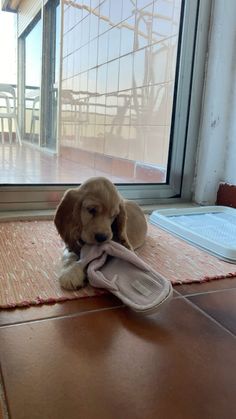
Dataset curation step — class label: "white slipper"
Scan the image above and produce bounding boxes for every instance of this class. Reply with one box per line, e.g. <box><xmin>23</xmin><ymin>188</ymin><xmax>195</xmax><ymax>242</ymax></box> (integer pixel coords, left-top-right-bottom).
<box><xmin>80</xmin><ymin>241</ymin><xmax>172</xmax><ymax>314</ymax></box>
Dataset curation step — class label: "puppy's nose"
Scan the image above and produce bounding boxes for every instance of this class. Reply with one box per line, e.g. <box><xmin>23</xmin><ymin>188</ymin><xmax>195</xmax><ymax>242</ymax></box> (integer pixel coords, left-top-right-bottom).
<box><xmin>95</xmin><ymin>233</ymin><xmax>108</xmax><ymax>243</ymax></box>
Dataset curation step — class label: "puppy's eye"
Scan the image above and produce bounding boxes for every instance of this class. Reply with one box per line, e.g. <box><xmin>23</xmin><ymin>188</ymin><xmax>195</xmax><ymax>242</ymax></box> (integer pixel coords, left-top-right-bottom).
<box><xmin>87</xmin><ymin>207</ymin><xmax>96</xmax><ymax>216</ymax></box>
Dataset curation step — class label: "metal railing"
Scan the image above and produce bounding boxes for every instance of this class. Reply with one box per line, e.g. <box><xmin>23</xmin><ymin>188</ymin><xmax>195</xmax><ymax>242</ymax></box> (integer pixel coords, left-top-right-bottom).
<box><xmin>0</xmin><ymin>83</ymin><xmax>40</xmax><ymax>137</ymax></box>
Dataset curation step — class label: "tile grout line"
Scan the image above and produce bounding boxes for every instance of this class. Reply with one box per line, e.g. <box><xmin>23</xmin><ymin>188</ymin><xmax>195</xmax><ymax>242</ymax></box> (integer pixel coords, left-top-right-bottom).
<box><xmin>173</xmin><ymin>285</ymin><xmax>236</xmax><ymax>299</ymax></box>
<box><xmin>182</xmin><ymin>296</ymin><xmax>236</xmax><ymax>340</ymax></box>
<box><xmin>0</xmin><ymin>304</ymin><xmax>125</xmax><ymax>329</ymax></box>
<box><xmin>0</xmin><ymin>295</ymin><xmax>182</xmax><ymax>328</ymax></box>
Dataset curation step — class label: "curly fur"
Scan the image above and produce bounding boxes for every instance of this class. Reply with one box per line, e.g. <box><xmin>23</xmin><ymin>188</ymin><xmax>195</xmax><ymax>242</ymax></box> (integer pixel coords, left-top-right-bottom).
<box><xmin>54</xmin><ymin>177</ymin><xmax>147</xmax><ymax>290</ymax></box>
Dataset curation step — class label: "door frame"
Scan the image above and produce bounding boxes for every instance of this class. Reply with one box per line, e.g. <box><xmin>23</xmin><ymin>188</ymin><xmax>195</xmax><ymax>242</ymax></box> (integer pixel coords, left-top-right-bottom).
<box><xmin>1</xmin><ymin>0</ymin><xmax>212</xmax><ymax>211</ymax></box>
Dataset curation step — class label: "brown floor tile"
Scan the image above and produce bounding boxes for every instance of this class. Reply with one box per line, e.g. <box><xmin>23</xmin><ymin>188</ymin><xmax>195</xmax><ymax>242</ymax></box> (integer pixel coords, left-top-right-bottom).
<box><xmin>0</xmin><ymin>292</ymin><xmax>179</xmax><ymax>328</ymax></box>
<box><xmin>111</xmin><ymin>158</ymin><xmax>134</xmax><ymax>178</ymax></box>
<box><xmin>0</xmin><ymin>299</ymin><xmax>236</xmax><ymax>419</ymax></box>
<box><xmin>0</xmin><ymin>402</ymin><xmax>4</xmax><ymax>419</ymax></box>
<box><xmin>94</xmin><ymin>153</ymin><xmax>113</xmax><ymax>173</ymax></box>
<box><xmin>60</xmin><ymin>147</ymin><xmax>95</xmax><ymax>168</ymax></box>
<box><xmin>188</xmin><ymin>288</ymin><xmax>236</xmax><ymax>335</ymax></box>
<box><xmin>175</xmin><ymin>276</ymin><xmax>236</xmax><ymax>296</ymax></box>
<box><xmin>0</xmin><ymin>295</ymin><xmax>122</xmax><ymax>327</ymax></box>
<box><xmin>0</xmin><ymin>377</ymin><xmax>7</xmax><ymax>419</ymax></box>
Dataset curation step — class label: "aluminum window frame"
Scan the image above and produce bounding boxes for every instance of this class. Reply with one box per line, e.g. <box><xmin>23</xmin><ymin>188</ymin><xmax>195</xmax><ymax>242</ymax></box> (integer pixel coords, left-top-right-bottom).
<box><xmin>0</xmin><ymin>0</ymin><xmax>212</xmax><ymax>210</ymax></box>
<box><xmin>19</xmin><ymin>12</ymin><xmax>43</xmax><ymax>147</ymax></box>
<box><xmin>40</xmin><ymin>0</ymin><xmax>60</xmax><ymax>152</ymax></box>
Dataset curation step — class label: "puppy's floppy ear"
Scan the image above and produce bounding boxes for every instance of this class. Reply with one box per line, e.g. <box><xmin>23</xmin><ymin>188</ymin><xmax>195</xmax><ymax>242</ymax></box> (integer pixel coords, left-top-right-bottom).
<box><xmin>113</xmin><ymin>200</ymin><xmax>133</xmax><ymax>250</ymax></box>
<box><xmin>54</xmin><ymin>188</ymin><xmax>82</xmax><ymax>252</ymax></box>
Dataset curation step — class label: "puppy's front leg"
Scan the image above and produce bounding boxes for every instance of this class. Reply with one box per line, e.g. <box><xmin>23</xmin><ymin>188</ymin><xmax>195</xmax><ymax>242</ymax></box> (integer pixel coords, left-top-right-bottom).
<box><xmin>59</xmin><ymin>248</ymin><xmax>86</xmax><ymax>290</ymax></box>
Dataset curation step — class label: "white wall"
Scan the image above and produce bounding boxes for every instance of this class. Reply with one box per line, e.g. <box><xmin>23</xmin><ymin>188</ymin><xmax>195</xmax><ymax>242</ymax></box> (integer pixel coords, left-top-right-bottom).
<box><xmin>0</xmin><ymin>9</ymin><xmax>17</xmax><ymax>84</ymax></box>
<box><xmin>193</xmin><ymin>0</ymin><xmax>236</xmax><ymax>205</ymax></box>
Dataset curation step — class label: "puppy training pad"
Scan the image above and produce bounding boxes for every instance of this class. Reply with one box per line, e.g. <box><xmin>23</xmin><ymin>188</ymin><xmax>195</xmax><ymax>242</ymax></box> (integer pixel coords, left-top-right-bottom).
<box><xmin>150</xmin><ymin>206</ymin><xmax>236</xmax><ymax>262</ymax></box>
<box><xmin>1</xmin><ymin>220</ymin><xmax>236</xmax><ymax>309</ymax></box>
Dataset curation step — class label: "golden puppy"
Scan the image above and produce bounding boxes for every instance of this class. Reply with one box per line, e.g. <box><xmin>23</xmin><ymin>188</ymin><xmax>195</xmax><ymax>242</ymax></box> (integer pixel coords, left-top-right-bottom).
<box><xmin>54</xmin><ymin>177</ymin><xmax>147</xmax><ymax>290</ymax></box>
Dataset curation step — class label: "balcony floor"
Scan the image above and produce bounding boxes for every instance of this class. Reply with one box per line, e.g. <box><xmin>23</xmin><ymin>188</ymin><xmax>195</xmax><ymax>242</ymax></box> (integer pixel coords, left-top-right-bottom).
<box><xmin>0</xmin><ymin>143</ymin><xmax>135</xmax><ymax>184</ymax></box>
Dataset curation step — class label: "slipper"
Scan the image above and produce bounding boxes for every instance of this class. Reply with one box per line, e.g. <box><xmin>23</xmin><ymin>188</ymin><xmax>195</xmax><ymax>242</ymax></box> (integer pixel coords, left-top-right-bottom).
<box><xmin>79</xmin><ymin>241</ymin><xmax>172</xmax><ymax>314</ymax></box>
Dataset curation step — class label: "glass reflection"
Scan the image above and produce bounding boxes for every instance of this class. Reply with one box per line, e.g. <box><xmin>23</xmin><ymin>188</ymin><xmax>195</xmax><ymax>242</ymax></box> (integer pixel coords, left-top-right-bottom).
<box><xmin>61</xmin><ymin>0</ymin><xmax>181</xmax><ymax>181</ymax></box>
<box><xmin>24</xmin><ymin>17</ymin><xmax>42</xmax><ymax>145</ymax></box>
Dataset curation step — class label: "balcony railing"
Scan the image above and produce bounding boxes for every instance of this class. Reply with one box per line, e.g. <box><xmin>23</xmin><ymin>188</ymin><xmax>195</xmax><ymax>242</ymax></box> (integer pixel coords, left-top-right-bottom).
<box><xmin>0</xmin><ymin>83</ymin><xmax>40</xmax><ymax>142</ymax></box>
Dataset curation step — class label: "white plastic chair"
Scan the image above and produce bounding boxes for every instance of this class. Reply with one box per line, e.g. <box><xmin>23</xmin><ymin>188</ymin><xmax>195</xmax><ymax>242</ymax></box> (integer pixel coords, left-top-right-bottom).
<box><xmin>29</xmin><ymin>95</ymin><xmax>40</xmax><ymax>143</ymax></box>
<box><xmin>0</xmin><ymin>84</ymin><xmax>22</xmax><ymax>146</ymax></box>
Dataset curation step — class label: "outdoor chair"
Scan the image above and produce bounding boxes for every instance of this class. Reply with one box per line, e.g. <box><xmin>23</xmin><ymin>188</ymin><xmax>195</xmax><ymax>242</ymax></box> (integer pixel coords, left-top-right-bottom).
<box><xmin>0</xmin><ymin>84</ymin><xmax>22</xmax><ymax>145</ymax></box>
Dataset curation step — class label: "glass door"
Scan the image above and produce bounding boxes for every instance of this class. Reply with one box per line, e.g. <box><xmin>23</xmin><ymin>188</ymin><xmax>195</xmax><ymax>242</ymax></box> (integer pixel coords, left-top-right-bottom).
<box><xmin>0</xmin><ymin>0</ymin><xmax>211</xmax><ymax>210</ymax></box>
<box><xmin>24</xmin><ymin>16</ymin><xmax>42</xmax><ymax>146</ymax></box>
<box><xmin>41</xmin><ymin>0</ymin><xmax>60</xmax><ymax>151</ymax></box>
<box><xmin>60</xmin><ymin>0</ymin><xmax>191</xmax><ymax>188</ymax></box>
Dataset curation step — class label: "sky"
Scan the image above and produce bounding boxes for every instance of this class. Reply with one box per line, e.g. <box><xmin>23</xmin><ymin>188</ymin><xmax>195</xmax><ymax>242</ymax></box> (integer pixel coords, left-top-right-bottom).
<box><xmin>0</xmin><ymin>9</ymin><xmax>17</xmax><ymax>84</ymax></box>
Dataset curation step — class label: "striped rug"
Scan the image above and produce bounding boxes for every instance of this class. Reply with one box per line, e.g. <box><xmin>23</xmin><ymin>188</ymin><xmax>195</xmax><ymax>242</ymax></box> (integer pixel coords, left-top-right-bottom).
<box><xmin>0</xmin><ymin>220</ymin><xmax>236</xmax><ymax>309</ymax></box>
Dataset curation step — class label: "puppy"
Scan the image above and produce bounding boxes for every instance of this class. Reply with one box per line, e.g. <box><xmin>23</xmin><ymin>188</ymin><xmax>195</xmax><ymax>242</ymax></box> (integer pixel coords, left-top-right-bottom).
<box><xmin>54</xmin><ymin>177</ymin><xmax>147</xmax><ymax>290</ymax></box>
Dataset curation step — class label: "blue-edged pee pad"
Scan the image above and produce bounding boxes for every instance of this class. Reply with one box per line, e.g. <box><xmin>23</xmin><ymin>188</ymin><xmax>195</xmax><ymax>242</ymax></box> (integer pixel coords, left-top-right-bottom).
<box><xmin>149</xmin><ymin>206</ymin><xmax>236</xmax><ymax>263</ymax></box>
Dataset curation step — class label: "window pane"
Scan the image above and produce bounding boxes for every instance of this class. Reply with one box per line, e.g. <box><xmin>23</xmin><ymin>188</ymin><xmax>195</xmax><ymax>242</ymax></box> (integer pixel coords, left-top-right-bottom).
<box><xmin>42</xmin><ymin>0</ymin><xmax>61</xmax><ymax>151</ymax></box>
<box><xmin>0</xmin><ymin>0</ymin><xmax>201</xmax><ymax>196</ymax></box>
<box><xmin>60</xmin><ymin>0</ymin><xmax>182</xmax><ymax>184</ymax></box>
<box><xmin>24</xmin><ymin>17</ymin><xmax>42</xmax><ymax>146</ymax></box>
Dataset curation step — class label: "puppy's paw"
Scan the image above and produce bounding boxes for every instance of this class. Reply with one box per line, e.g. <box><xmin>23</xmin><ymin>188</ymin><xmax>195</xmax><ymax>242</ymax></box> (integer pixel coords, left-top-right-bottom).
<box><xmin>59</xmin><ymin>263</ymin><xmax>86</xmax><ymax>290</ymax></box>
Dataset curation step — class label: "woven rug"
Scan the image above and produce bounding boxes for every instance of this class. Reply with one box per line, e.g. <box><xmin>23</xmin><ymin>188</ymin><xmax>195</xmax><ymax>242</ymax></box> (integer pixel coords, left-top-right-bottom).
<box><xmin>0</xmin><ymin>220</ymin><xmax>236</xmax><ymax>309</ymax></box>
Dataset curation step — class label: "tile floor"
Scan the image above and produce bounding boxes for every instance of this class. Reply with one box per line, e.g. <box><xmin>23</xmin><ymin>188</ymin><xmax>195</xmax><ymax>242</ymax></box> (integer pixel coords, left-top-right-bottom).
<box><xmin>0</xmin><ymin>144</ymin><xmax>164</xmax><ymax>184</ymax></box>
<box><xmin>0</xmin><ymin>144</ymin><xmax>126</xmax><ymax>184</ymax></box>
<box><xmin>0</xmin><ymin>278</ymin><xmax>236</xmax><ymax>419</ymax></box>
<box><xmin>0</xmin><ymin>143</ymin><xmax>236</xmax><ymax>417</ymax></box>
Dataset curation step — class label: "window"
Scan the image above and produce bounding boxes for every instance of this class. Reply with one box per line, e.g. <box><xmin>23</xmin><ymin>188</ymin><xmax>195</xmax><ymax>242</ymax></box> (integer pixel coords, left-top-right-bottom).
<box><xmin>0</xmin><ymin>0</ymin><xmax>211</xmax><ymax>210</ymax></box>
<box><xmin>41</xmin><ymin>0</ymin><xmax>60</xmax><ymax>151</ymax></box>
<box><xmin>24</xmin><ymin>16</ymin><xmax>42</xmax><ymax>146</ymax></box>
<box><xmin>61</xmin><ymin>0</ymin><xmax>182</xmax><ymax>185</ymax></box>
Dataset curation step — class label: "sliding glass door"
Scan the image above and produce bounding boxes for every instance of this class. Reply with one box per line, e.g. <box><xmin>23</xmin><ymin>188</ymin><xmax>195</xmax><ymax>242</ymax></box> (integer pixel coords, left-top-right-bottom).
<box><xmin>61</xmin><ymin>0</ymin><xmax>183</xmax><ymax>185</ymax></box>
<box><xmin>0</xmin><ymin>0</ymin><xmax>211</xmax><ymax>210</ymax></box>
<box><xmin>41</xmin><ymin>0</ymin><xmax>60</xmax><ymax>151</ymax></box>
<box><xmin>24</xmin><ymin>16</ymin><xmax>42</xmax><ymax>146</ymax></box>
